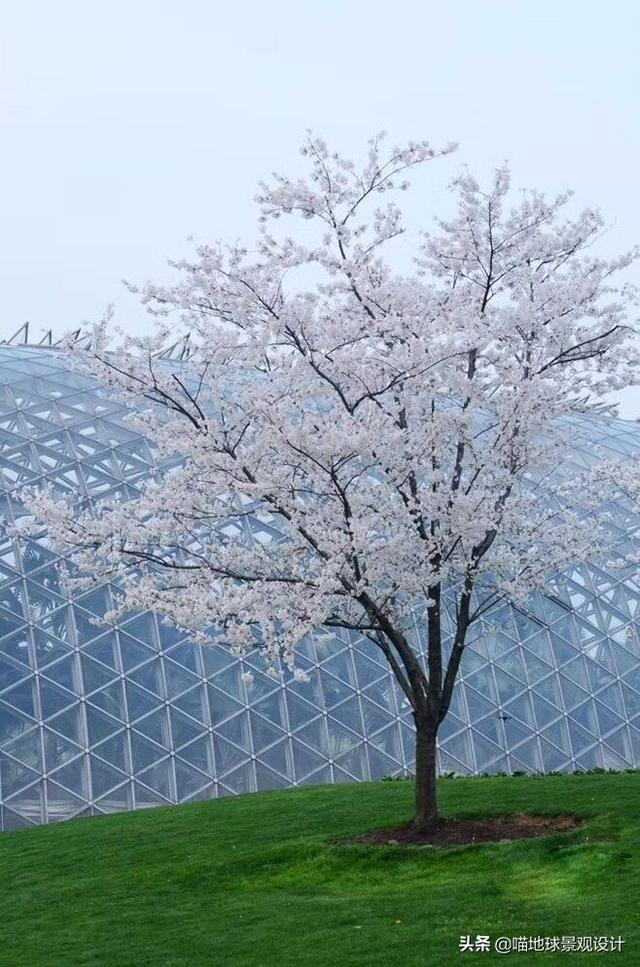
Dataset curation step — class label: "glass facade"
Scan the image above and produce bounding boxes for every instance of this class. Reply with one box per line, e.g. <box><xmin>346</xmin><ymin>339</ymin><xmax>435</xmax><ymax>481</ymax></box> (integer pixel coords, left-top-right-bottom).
<box><xmin>0</xmin><ymin>345</ymin><xmax>639</xmax><ymax>829</ymax></box>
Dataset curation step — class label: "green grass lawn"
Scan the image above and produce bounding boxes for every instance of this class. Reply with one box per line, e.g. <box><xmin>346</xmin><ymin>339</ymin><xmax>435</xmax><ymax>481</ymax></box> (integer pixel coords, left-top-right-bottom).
<box><xmin>1</xmin><ymin>773</ymin><xmax>638</xmax><ymax>966</ymax></box>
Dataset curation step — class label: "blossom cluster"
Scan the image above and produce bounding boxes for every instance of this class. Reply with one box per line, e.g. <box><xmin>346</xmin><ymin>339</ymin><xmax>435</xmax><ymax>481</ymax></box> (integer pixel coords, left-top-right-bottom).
<box><xmin>19</xmin><ymin>133</ymin><xmax>639</xmax><ymax>696</ymax></box>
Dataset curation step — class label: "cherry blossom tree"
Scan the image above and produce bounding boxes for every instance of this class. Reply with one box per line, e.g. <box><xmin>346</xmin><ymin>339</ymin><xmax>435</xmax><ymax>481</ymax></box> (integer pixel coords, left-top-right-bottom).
<box><xmin>21</xmin><ymin>134</ymin><xmax>639</xmax><ymax>831</ymax></box>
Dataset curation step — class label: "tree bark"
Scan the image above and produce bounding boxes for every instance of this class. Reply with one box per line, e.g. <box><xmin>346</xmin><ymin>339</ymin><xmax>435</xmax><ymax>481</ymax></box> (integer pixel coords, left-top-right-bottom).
<box><xmin>413</xmin><ymin>713</ymin><xmax>439</xmax><ymax>832</ymax></box>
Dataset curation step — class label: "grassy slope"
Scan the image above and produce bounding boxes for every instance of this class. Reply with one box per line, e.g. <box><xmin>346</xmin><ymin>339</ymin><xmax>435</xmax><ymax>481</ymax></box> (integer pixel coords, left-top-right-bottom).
<box><xmin>1</xmin><ymin>774</ymin><xmax>639</xmax><ymax>967</ymax></box>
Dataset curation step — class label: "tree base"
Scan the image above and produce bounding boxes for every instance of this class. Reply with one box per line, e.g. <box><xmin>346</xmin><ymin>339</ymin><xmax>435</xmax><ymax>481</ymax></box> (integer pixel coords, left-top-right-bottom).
<box><xmin>340</xmin><ymin>813</ymin><xmax>582</xmax><ymax>848</ymax></box>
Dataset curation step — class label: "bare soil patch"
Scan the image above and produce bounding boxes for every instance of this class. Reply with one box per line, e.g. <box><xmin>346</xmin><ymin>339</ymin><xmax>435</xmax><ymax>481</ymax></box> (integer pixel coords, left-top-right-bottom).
<box><xmin>342</xmin><ymin>813</ymin><xmax>582</xmax><ymax>848</ymax></box>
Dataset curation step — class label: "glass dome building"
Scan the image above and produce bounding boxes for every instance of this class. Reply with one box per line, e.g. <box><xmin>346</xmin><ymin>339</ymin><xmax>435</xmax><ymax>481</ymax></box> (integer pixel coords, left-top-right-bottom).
<box><xmin>0</xmin><ymin>342</ymin><xmax>639</xmax><ymax>829</ymax></box>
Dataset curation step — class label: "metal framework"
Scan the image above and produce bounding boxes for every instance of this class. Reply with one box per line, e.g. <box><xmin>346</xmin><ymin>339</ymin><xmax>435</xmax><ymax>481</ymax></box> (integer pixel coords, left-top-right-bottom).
<box><xmin>0</xmin><ymin>323</ymin><xmax>192</xmax><ymax>360</ymax></box>
<box><xmin>0</xmin><ymin>345</ymin><xmax>639</xmax><ymax>829</ymax></box>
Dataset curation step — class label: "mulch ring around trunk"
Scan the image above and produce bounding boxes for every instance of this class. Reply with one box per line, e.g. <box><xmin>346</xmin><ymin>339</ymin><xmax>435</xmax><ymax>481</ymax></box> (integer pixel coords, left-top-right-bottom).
<box><xmin>339</xmin><ymin>813</ymin><xmax>583</xmax><ymax>848</ymax></box>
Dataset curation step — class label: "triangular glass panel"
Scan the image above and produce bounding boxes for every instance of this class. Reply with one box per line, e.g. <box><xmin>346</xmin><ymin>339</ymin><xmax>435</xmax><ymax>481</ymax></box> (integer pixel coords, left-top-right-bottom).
<box><xmin>472</xmin><ymin>715</ymin><xmax>504</xmax><ymax>746</ymax></box>
<box><xmin>164</xmin><ymin>642</ymin><xmax>198</xmax><ymax>673</ymax></box>
<box><xmin>133</xmin><ymin>781</ymin><xmax>169</xmax><ymax>807</ymax></box>
<box><xmin>509</xmin><ymin>737</ymin><xmax>543</xmax><ymax>772</ymax></box>
<box><xmin>503</xmin><ymin>693</ymin><xmax>536</xmax><ymax>728</ymax></box>
<box><xmin>594</xmin><ymin>701</ymin><xmax>623</xmax><ymax>737</ymax></box>
<box><xmin>178</xmin><ymin>735</ymin><xmax>212</xmax><ymax>774</ymax></box>
<box><xmin>89</xmin><ymin>757</ymin><xmax>128</xmax><ymax>798</ymax></box>
<box><xmin>599</xmin><ymin>746</ymin><xmax>629</xmax><ymax>770</ymax></box>
<box><xmin>536</xmin><ymin>740</ymin><xmax>569</xmax><ymax>772</ymax></box>
<box><xmin>169</xmin><ymin>708</ymin><xmax>203</xmax><ymax>749</ymax></box>
<box><xmin>319</xmin><ymin>650</ymin><xmax>354</xmax><ymax>685</ymax></box>
<box><xmin>163</xmin><ymin>660</ymin><xmax>198</xmax><ymax>699</ymax></box>
<box><xmin>0</xmin><ymin>753</ymin><xmax>40</xmax><ymax>797</ymax></box>
<box><xmin>127</xmin><ymin>659</ymin><xmax>164</xmax><ymax>697</ymax></box>
<box><xmin>119</xmin><ymin>614</ymin><xmax>158</xmax><ymax>647</ymax></box>
<box><xmin>133</xmin><ymin>709</ymin><xmax>171</xmax><ymax>748</ymax></box>
<box><xmin>24</xmin><ymin>582</ymin><xmax>66</xmax><ymax>622</ymax></box>
<box><xmin>0</xmin><ymin>655</ymin><xmax>30</xmax><ymax>694</ymax></box>
<box><xmin>221</xmin><ymin>762</ymin><xmax>255</xmax><ymax>794</ymax></box>
<box><xmin>216</xmin><ymin>713</ymin><xmax>252</xmax><ymax>753</ymax></box>
<box><xmin>248</xmin><ymin>713</ymin><xmax>286</xmax><ymax>752</ymax></box>
<box><xmin>42</xmin><ymin>728</ymin><xmax>82</xmax><ymax>771</ymax></box>
<box><xmin>566</xmin><ymin>717</ymin><xmax>598</xmax><ymax>756</ymax></box>
<box><xmin>439</xmin><ymin>712</ymin><xmax>467</xmax><ymax>742</ymax></box>
<box><xmin>320</xmin><ymin>674</ymin><xmax>356</xmax><ymax>711</ymax></box>
<box><xmin>440</xmin><ymin>732</ymin><xmax>474</xmax><ymax>772</ymax></box>
<box><xmin>333</xmin><ymin>746</ymin><xmax>368</xmax><ymax>780</ymax></box>
<box><xmin>595</xmin><ymin>683</ymin><xmax>625</xmax><ymax>716</ymax></box>
<box><xmin>208</xmin><ymin>664</ymin><xmax>245</xmax><ymax>697</ymax></box>
<box><xmin>285</xmin><ymin>667</ymin><xmax>324</xmax><ymax>706</ymax></box>
<box><xmin>250</xmin><ymin>691</ymin><xmax>286</xmax><ymax>729</ymax></box>
<box><xmin>297</xmin><ymin>764</ymin><xmax>332</xmax><ymax>787</ymax></box>
<box><xmin>291</xmin><ymin>740</ymin><xmax>326</xmax><ymax>780</ymax></box>
<box><xmin>239</xmin><ymin>669</ymin><xmax>279</xmax><ymax>708</ymax></box>
<box><xmin>502</xmin><ymin>717</ymin><xmax>535</xmax><ymax>749</ymax></box>
<box><xmin>0</xmin><ymin>721</ymin><xmax>41</xmax><ymax>766</ymax></box>
<box><xmin>573</xmin><ymin>745</ymin><xmax>602</xmax><ymax>770</ymax></box>
<box><xmin>207</xmin><ymin>685</ymin><xmax>243</xmax><ymax>725</ymax></box>
<box><xmin>18</xmin><ymin>540</ymin><xmax>57</xmax><ymax>575</ymax></box>
<box><xmin>200</xmin><ymin>644</ymin><xmax>236</xmax><ymax>678</ymax></box>
<box><xmin>137</xmin><ymin>760</ymin><xmax>174</xmax><ymax>799</ymax></box>
<box><xmin>172</xmin><ymin>685</ymin><xmax>208</xmax><ymax>724</ymax></box>
<box><xmin>254</xmin><ymin>762</ymin><xmax>289</xmax><ymax>790</ymax></box>
<box><xmin>125</xmin><ymin>681</ymin><xmax>161</xmax><ymax>722</ymax></box>
<box><xmin>472</xmin><ymin>734</ymin><xmax>508</xmax><ymax>772</ymax></box>
<box><xmin>72</xmin><ymin>606</ymin><xmax>105</xmax><ymax>642</ymax></box>
<box><xmin>212</xmin><ymin>736</ymin><xmax>247</xmax><ymax>776</ymax></box>
<box><xmin>0</xmin><ymin>628</ymin><xmax>31</xmax><ymax>668</ymax></box>
<box><xmin>283</xmin><ymin>692</ymin><xmax>320</xmax><ymax>731</ymax></box>
<box><xmin>75</xmin><ymin>587</ymin><xmax>111</xmax><ymax>617</ymax></box>
<box><xmin>39</xmin><ymin>680</ymin><xmax>76</xmax><ymax>718</ymax></box>
<box><xmin>49</xmin><ymin>756</ymin><xmax>87</xmax><ymax>797</ymax></box>
<box><xmin>83</xmin><ymin>631</ymin><xmax>119</xmax><ymax>670</ymax></box>
<box><xmin>174</xmin><ymin>759</ymin><xmax>210</xmax><ymax>799</ymax></box>
<box><xmin>540</xmin><ymin>719</ymin><xmax>571</xmax><ymax>755</ymax></box>
<box><xmin>621</xmin><ymin>680</ymin><xmax>640</xmax><ymax>716</ymax></box>
<box><xmin>0</xmin><ymin>606</ymin><xmax>24</xmax><ymax>639</ymax></box>
<box><xmin>5</xmin><ymin>780</ymin><xmax>44</xmax><ymax>822</ymax></box>
<box><xmin>2</xmin><ymin>679</ymin><xmax>36</xmax><ymax>718</ymax></box>
<box><xmin>531</xmin><ymin>694</ymin><xmax>562</xmax><ymax>729</ymax></box>
<box><xmin>0</xmin><ymin>580</ymin><xmax>25</xmax><ymax>617</ymax></box>
<box><xmin>569</xmin><ymin>700</ymin><xmax>598</xmax><ymax>732</ymax></box>
<box><xmin>93</xmin><ymin>732</ymin><xmax>129</xmax><ymax>773</ymax></box>
<box><xmin>328</xmin><ymin>698</ymin><xmax>365</xmax><ymax>736</ymax></box>
<box><xmin>367</xmin><ymin>724</ymin><xmax>403</xmax><ymax>759</ymax></box>
<box><xmin>602</xmin><ymin>727</ymin><xmax>632</xmax><ymax>760</ymax></box>
<box><xmin>360</xmin><ymin>677</ymin><xmax>397</xmax><ymax>711</ymax></box>
<box><xmin>85</xmin><ymin>705</ymin><xmax>122</xmax><ymax>745</ymax></box>
<box><xmin>46</xmin><ymin>706</ymin><xmax>84</xmax><ymax>746</ymax></box>
<box><xmin>32</xmin><ymin>629</ymin><xmax>70</xmax><ymax>669</ymax></box>
<box><xmin>466</xmin><ymin>685</ymin><xmax>502</xmax><ymax>720</ymax></box>
<box><xmin>130</xmin><ymin>733</ymin><xmax>167</xmax><ymax>772</ymax></box>
<box><xmin>119</xmin><ymin>633</ymin><xmax>156</xmax><ymax>672</ymax></box>
<box><xmin>35</xmin><ymin>607</ymin><xmax>72</xmax><ymax>643</ymax></box>
<box><xmin>611</xmin><ymin>642</ymin><xmax>640</xmax><ymax>677</ymax></box>
<box><xmin>325</xmin><ymin>720</ymin><xmax>360</xmax><ymax>758</ymax></box>
<box><xmin>41</xmin><ymin>655</ymin><xmax>77</xmax><ymax>693</ymax></box>
<box><xmin>292</xmin><ymin>717</ymin><xmax>326</xmax><ymax>752</ymax></box>
<box><xmin>86</xmin><ymin>680</ymin><xmax>127</xmax><ymax>720</ymax></box>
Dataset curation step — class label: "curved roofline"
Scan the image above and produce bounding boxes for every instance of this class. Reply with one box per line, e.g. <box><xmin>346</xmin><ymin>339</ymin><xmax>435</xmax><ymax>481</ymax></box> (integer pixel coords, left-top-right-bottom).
<box><xmin>0</xmin><ymin>321</ymin><xmax>192</xmax><ymax>360</ymax></box>
<box><xmin>0</xmin><ymin>321</ymin><xmax>91</xmax><ymax>350</ymax></box>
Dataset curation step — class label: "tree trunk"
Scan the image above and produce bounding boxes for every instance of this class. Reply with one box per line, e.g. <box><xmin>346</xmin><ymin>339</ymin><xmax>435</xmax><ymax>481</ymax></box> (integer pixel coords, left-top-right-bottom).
<box><xmin>414</xmin><ymin>714</ymin><xmax>439</xmax><ymax>832</ymax></box>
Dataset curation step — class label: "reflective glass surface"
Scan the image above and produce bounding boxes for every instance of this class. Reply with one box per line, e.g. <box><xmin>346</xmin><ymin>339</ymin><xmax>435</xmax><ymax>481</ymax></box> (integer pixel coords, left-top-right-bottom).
<box><xmin>0</xmin><ymin>346</ymin><xmax>639</xmax><ymax>828</ymax></box>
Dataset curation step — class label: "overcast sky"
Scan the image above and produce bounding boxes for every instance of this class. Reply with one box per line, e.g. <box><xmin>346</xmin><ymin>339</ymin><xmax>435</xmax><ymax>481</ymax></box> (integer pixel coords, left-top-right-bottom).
<box><xmin>1</xmin><ymin>1</ymin><xmax>639</xmax><ymax>412</ymax></box>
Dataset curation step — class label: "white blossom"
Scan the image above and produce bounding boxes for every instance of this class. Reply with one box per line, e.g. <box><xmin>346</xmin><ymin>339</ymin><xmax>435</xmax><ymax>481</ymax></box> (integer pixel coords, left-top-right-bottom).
<box><xmin>16</xmin><ymin>132</ymin><xmax>640</xmax><ymax>826</ymax></box>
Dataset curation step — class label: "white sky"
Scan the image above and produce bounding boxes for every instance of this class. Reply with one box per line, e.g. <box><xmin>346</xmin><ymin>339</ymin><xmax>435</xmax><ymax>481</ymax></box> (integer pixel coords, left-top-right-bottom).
<box><xmin>1</xmin><ymin>1</ymin><xmax>639</xmax><ymax>413</ymax></box>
